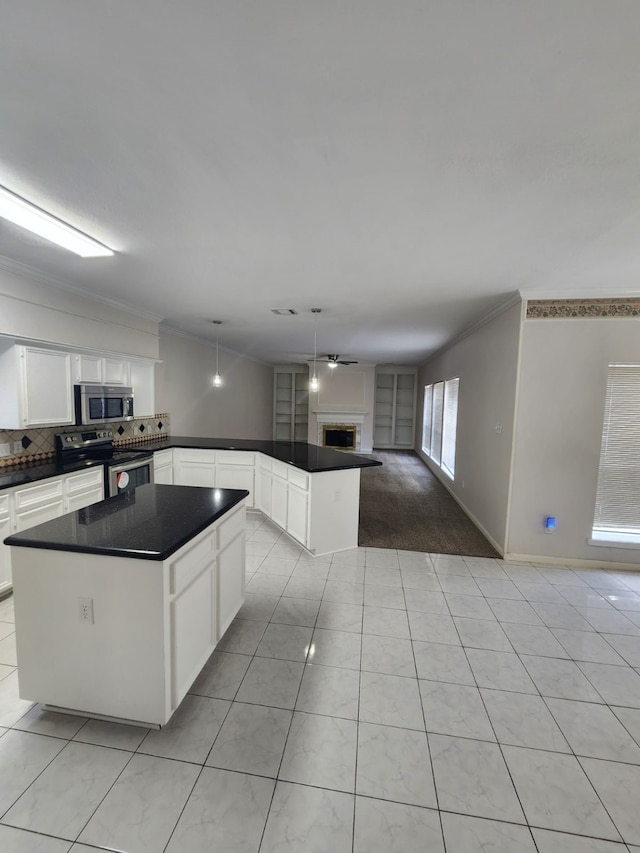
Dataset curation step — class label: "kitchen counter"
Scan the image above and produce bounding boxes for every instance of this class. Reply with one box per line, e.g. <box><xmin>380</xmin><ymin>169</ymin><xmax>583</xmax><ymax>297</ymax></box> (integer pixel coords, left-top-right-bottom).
<box><xmin>9</xmin><ymin>484</ymin><xmax>248</xmax><ymax>726</ymax></box>
<box><xmin>4</xmin><ymin>483</ymin><xmax>248</xmax><ymax>560</ymax></box>
<box><xmin>0</xmin><ymin>437</ymin><xmax>380</xmax><ymax>491</ymax></box>
<box><xmin>127</xmin><ymin>436</ymin><xmax>381</xmax><ymax>473</ymax></box>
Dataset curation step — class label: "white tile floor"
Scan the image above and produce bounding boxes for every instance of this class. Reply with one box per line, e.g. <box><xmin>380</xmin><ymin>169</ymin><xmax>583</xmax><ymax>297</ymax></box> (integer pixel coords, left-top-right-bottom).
<box><xmin>1</xmin><ymin>513</ymin><xmax>640</xmax><ymax>851</ymax></box>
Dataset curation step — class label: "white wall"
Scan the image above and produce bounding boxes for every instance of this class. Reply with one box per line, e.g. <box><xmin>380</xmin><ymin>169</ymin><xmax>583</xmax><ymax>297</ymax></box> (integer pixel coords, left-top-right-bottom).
<box><xmin>416</xmin><ymin>303</ymin><xmax>522</xmax><ymax>553</ymax></box>
<box><xmin>308</xmin><ymin>364</ymin><xmax>376</xmax><ymax>452</ymax></box>
<box><xmin>157</xmin><ymin>328</ymin><xmax>273</xmax><ymax>439</ymax></box>
<box><xmin>0</xmin><ymin>267</ymin><xmax>159</xmax><ymax>359</ymax></box>
<box><xmin>507</xmin><ymin>317</ymin><xmax>640</xmax><ymax>566</ymax></box>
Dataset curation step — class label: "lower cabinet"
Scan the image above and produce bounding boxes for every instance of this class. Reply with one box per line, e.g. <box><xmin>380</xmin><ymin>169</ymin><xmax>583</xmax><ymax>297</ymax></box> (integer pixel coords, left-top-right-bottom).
<box><xmin>287</xmin><ymin>483</ymin><xmax>309</xmax><ymax>545</ymax></box>
<box><xmin>12</xmin><ymin>501</ymin><xmax>246</xmax><ymax>726</ymax></box>
<box><xmin>153</xmin><ymin>449</ymin><xmax>174</xmax><ymax>485</ymax></box>
<box><xmin>271</xmin><ymin>474</ymin><xmax>288</xmax><ymax>530</ymax></box>
<box><xmin>0</xmin><ymin>468</ymin><xmax>105</xmax><ymax>596</ymax></box>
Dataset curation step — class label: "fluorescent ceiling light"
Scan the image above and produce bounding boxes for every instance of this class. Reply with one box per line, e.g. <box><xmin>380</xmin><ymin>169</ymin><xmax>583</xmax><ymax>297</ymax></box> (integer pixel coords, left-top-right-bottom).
<box><xmin>0</xmin><ymin>185</ymin><xmax>114</xmax><ymax>257</ymax></box>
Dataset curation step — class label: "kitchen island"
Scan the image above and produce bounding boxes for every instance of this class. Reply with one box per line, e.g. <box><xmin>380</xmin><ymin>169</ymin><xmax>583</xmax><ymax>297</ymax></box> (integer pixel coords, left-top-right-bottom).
<box><xmin>5</xmin><ymin>483</ymin><xmax>248</xmax><ymax>727</ymax></box>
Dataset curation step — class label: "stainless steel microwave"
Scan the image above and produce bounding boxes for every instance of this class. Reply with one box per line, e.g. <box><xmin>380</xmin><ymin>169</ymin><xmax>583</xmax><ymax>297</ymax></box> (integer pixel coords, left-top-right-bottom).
<box><xmin>74</xmin><ymin>384</ymin><xmax>134</xmax><ymax>425</ymax></box>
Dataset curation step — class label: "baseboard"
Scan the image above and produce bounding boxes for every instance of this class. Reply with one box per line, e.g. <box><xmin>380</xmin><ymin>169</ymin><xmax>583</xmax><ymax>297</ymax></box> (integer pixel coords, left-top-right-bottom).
<box><xmin>415</xmin><ymin>450</ymin><xmax>506</xmax><ymax>557</ymax></box>
<box><xmin>504</xmin><ymin>552</ymin><xmax>640</xmax><ymax>571</ymax></box>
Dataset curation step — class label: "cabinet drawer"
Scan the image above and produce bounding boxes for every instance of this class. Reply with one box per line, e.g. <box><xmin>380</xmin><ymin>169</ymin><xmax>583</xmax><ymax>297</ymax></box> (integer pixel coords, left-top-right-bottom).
<box><xmin>153</xmin><ymin>449</ymin><xmax>173</xmax><ymax>469</ymax></box>
<box><xmin>271</xmin><ymin>459</ymin><xmax>289</xmax><ymax>480</ymax></box>
<box><xmin>257</xmin><ymin>453</ymin><xmax>272</xmax><ymax>472</ymax></box>
<box><xmin>169</xmin><ymin>531</ymin><xmax>215</xmax><ymax>596</ymax></box>
<box><xmin>217</xmin><ymin>450</ymin><xmax>254</xmax><ymax>466</ymax></box>
<box><xmin>0</xmin><ymin>494</ymin><xmax>9</xmax><ymax>516</ymax></box>
<box><xmin>287</xmin><ymin>467</ymin><xmax>309</xmax><ymax>491</ymax></box>
<box><xmin>217</xmin><ymin>505</ymin><xmax>245</xmax><ymax>552</ymax></box>
<box><xmin>174</xmin><ymin>448</ymin><xmax>216</xmax><ymax>464</ymax></box>
<box><xmin>64</xmin><ymin>468</ymin><xmax>104</xmax><ymax>494</ymax></box>
<box><xmin>13</xmin><ymin>478</ymin><xmax>64</xmax><ymax>510</ymax></box>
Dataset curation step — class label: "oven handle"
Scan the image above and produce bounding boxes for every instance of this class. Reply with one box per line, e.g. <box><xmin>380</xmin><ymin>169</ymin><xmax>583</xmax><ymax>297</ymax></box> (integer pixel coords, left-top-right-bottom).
<box><xmin>109</xmin><ymin>457</ymin><xmax>153</xmax><ymax>474</ymax></box>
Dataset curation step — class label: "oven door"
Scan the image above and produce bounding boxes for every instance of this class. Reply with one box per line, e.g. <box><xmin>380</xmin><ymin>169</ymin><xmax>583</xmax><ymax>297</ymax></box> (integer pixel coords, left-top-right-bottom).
<box><xmin>108</xmin><ymin>458</ymin><xmax>154</xmax><ymax>497</ymax></box>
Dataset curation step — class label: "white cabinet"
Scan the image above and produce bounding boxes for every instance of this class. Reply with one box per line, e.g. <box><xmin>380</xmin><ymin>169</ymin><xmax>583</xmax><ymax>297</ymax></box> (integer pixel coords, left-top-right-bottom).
<box><xmin>173</xmin><ymin>449</ymin><xmax>216</xmax><ymax>487</ymax></box>
<box><xmin>273</xmin><ymin>366</ymin><xmax>309</xmax><ymax>441</ymax></box>
<box><xmin>271</xmin><ymin>468</ymin><xmax>288</xmax><ymax>530</ymax></box>
<box><xmin>12</xmin><ymin>501</ymin><xmax>246</xmax><ymax>726</ymax></box>
<box><xmin>63</xmin><ymin>468</ymin><xmax>104</xmax><ymax>513</ymax></box>
<box><xmin>73</xmin><ymin>354</ymin><xmax>104</xmax><ymax>384</ymax></box>
<box><xmin>215</xmin><ymin>451</ymin><xmax>255</xmax><ymax>508</ymax></box>
<box><xmin>0</xmin><ymin>467</ymin><xmax>105</xmax><ymax>595</ymax></box>
<box><xmin>0</xmin><ymin>496</ymin><xmax>11</xmax><ymax>597</ymax></box>
<box><xmin>13</xmin><ymin>479</ymin><xmax>65</xmax><ymax>533</ymax></box>
<box><xmin>130</xmin><ymin>360</ymin><xmax>156</xmax><ymax>417</ymax></box>
<box><xmin>287</xmin><ymin>483</ymin><xmax>309</xmax><ymax>545</ymax></box>
<box><xmin>256</xmin><ymin>455</ymin><xmax>272</xmax><ymax>516</ymax></box>
<box><xmin>0</xmin><ymin>341</ymin><xmax>74</xmax><ymax>428</ymax></box>
<box><xmin>104</xmin><ymin>358</ymin><xmax>129</xmax><ymax>385</ymax></box>
<box><xmin>374</xmin><ymin>367</ymin><xmax>417</xmax><ymax>449</ymax></box>
<box><xmin>153</xmin><ymin>449</ymin><xmax>174</xmax><ymax>485</ymax></box>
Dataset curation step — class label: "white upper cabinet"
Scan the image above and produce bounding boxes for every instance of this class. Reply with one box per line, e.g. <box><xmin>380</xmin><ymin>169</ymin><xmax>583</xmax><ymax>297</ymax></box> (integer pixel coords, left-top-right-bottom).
<box><xmin>0</xmin><ymin>339</ymin><xmax>75</xmax><ymax>428</ymax></box>
<box><xmin>0</xmin><ymin>336</ymin><xmax>156</xmax><ymax>430</ymax></box>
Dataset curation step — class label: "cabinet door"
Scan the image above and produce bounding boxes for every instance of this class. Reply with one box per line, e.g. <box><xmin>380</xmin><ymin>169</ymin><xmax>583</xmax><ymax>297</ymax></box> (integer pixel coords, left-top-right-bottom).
<box><xmin>271</xmin><ymin>476</ymin><xmax>288</xmax><ymax>529</ymax></box>
<box><xmin>170</xmin><ymin>567</ymin><xmax>215</xmax><ymax>710</ymax></box>
<box><xmin>20</xmin><ymin>347</ymin><xmax>74</xmax><ymax>426</ymax></box>
<box><xmin>154</xmin><ymin>464</ymin><xmax>173</xmax><ymax>485</ymax></box>
<box><xmin>74</xmin><ymin>354</ymin><xmax>103</xmax><ymax>384</ymax></box>
<box><xmin>257</xmin><ymin>468</ymin><xmax>272</xmax><ymax>516</ymax></box>
<box><xmin>104</xmin><ymin>358</ymin><xmax>129</xmax><ymax>385</ymax></box>
<box><xmin>217</xmin><ymin>534</ymin><xmax>244</xmax><ymax>640</ymax></box>
<box><xmin>287</xmin><ymin>483</ymin><xmax>309</xmax><ymax>547</ymax></box>
<box><xmin>130</xmin><ymin>360</ymin><xmax>155</xmax><ymax>417</ymax></box>
<box><xmin>0</xmin><ymin>515</ymin><xmax>12</xmax><ymax>596</ymax></box>
<box><xmin>216</xmin><ymin>465</ymin><xmax>254</xmax><ymax>508</ymax></box>
<box><xmin>174</xmin><ymin>460</ymin><xmax>215</xmax><ymax>487</ymax></box>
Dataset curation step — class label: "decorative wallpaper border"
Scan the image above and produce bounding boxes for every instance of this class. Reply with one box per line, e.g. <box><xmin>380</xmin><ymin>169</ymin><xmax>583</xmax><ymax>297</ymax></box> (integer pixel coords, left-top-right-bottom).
<box><xmin>526</xmin><ymin>298</ymin><xmax>640</xmax><ymax>319</ymax></box>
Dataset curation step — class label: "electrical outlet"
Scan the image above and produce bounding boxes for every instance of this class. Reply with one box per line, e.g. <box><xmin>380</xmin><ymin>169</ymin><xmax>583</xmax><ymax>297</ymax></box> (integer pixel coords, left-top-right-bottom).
<box><xmin>494</xmin><ymin>422</ymin><xmax>503</xmax><ymax>435</ymax></box>
<box><xmin>78</xmin><ymin>597</ymin><xmax>94</xmax><ymax>624</ymax></box>
<box><xmin>13</xmin><ymin>441</ymin><xmax>23</xmax><ymax>455</ymax></box>
<box><xmin>0</xmin><ymin>443</ymin><xmax>10</xmax><ymax>458</ymax></box>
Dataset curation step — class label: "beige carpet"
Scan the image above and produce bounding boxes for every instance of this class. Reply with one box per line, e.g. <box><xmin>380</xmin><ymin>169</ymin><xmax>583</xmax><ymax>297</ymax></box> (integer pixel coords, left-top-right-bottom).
<box><xmin>358</xmin><ymin>450</ymin><xmax>500</xmax><ymax>557</ymax></box>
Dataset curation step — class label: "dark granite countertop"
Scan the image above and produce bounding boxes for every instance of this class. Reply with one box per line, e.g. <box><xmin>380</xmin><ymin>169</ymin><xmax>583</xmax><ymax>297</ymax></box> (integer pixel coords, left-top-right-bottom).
<box><xmin>131</xmin><ymin>436</ymin><xmax>382</xmax><ymax>473</ymax></box>
<box><xmin>0</xmin><ymin>436</ymin><xmax>381</xmax><ymax>492</ymax></box>
<box><xmin>4</xmin><ymin>484</ymin><xmax>249</xmax><ymax>560</ymax></box>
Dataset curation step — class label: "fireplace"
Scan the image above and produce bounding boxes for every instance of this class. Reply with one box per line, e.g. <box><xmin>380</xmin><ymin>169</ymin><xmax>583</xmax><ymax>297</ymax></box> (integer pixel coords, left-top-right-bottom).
<box><xmin>322</xmin><ymin>424</ymin><xmax>357</xmax><ymax>451</ymax></box>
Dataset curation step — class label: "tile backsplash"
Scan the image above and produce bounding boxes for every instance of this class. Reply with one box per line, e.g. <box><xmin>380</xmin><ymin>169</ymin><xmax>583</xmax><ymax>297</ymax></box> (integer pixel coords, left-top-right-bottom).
<box><xmin>0</xmin><ymin>414</ymin><xmax>170</xmax><ymax>468</ymax></box>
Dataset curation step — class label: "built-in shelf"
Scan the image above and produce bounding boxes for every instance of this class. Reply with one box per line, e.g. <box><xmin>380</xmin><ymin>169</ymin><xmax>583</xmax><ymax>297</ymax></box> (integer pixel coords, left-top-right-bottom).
<box><xmin>273</xmin><ymin>365</ymin><xmax>309</xmax><ymax>442</ymax></box>
<box><xmin>373</xmin><ymin>366</ymin><xmax>417</xmax><ymax>449</ymax></box>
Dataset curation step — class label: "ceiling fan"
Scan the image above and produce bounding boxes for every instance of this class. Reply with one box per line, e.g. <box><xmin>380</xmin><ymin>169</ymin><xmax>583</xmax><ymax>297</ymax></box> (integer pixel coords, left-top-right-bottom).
<box><xmin>307</xmin><ymin>354</ymin><xmax>359</xmax><ymax>367</ymax></box>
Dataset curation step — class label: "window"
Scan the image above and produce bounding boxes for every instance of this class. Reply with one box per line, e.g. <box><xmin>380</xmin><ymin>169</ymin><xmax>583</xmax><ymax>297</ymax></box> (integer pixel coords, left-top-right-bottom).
<box><xmin>422</xmin><ymin>377</ymin><xmax>459</xmax><ymax>479</ymax></box>
<box><xmin>591</xmin><ymin>364</ymin><xmax>640</xmax><ymax>545</ymax></box>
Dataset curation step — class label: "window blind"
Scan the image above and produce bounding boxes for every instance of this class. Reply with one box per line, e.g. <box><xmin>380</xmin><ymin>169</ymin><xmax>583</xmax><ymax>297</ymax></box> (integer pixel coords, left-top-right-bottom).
<box><xmin>431</xmin><ymin>382</ymin><xmax>444</xmax><ymax>465</ymax></box>
<box><xmin>442</xmin><ymin>378</ymin><xmax>459</xmax><ymax>478</ymax></box>
<box><xmin>422</xmin><ymin>385</ymin><xmax>433</xmax><ymax>453</ymax></box>
<box><xmin>592</xmin><ymin>364</ymin><xmax>640</xmax><ymax>539</ymax></box>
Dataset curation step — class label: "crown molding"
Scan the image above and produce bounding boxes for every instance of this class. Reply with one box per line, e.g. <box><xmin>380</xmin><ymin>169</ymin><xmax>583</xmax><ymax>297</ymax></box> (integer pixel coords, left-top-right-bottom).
<box><xmin>0</xmin><ymin>254</ymin><xmax>164</xmax><ymax>324</ymax></box>
<box><xmin>421</xmin><ymin>291</ymin><xmax>523</xmax><ymax>366</ymax></box>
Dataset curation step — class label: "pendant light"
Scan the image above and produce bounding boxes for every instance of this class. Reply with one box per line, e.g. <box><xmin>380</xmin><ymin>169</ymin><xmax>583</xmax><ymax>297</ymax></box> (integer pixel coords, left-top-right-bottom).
<box><xmin>310</xmin><ymin>308</ymin><xmax>320</xmax><ymax>392</ymax></box>
<box><xmin>212</xmin><ymin>320</ymin><xmax>223</xmax><ymax>387</ymax></box>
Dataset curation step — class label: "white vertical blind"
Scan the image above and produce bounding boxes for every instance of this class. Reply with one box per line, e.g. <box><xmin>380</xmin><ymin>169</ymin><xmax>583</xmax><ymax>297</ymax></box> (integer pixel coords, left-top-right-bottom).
<box><xmin>422</xmin><ymin>385</ymin><xmax>433</xmax><ymax>453</ymax></box>
<box><xmin>592</xmin><ymin>365</ymin><xmax>640</xmax><ymax>539</ymax></box>
<box><xmin>442</xmin><ymin>378</ymin><xmax>459</xmax><ymax>478</ymax></box>
<box><xmin>431</xmin><ymin>382</ymin><xmax>444</xmax><ymax>465</ymax></box>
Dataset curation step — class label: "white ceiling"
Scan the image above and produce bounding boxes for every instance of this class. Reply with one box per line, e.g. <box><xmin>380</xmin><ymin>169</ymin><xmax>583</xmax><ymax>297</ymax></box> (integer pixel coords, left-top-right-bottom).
<box><xmin>1</xmin><ymin>1</ymin><xmax>639</xmax><ymax>365</ymax></box>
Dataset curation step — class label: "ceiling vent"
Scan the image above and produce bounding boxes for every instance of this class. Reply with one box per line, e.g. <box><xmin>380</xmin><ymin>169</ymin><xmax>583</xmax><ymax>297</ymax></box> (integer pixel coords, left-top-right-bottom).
<box><xmin>271</xmin><ymin>308</ymin><xmax>298</xmax><ymax>315</ymax></box>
